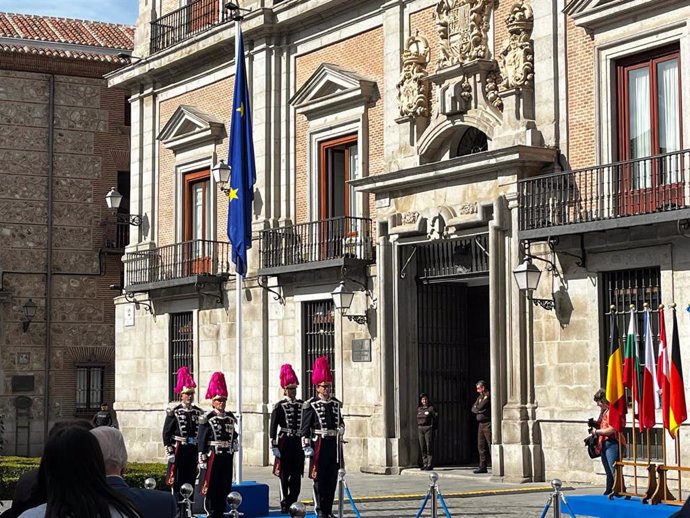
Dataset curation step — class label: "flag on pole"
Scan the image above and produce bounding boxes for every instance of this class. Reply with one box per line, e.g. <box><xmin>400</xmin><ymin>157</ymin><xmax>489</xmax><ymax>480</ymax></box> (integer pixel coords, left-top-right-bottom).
<box><xmin>226</xmin><ymin>28</ymin><xmax>256</xmax><ymax>277</ymax></box>
<box><xmin>656</xmin><ymin>305</ymin><xmax>671</xmax><ymax>435</ymax></box>
<box><xmin>669</xmin><ymin>306</ymin><xmax>687</xmax><ymax>438</ymax></box>
<box><xmin>623</xmin><ymin>307</ymin><xmax>642</xmax><ymax>429</ymax></box>
<box><xmin>606</xmin><ymin>310</ymin><xmax>626</xmax><ymax>432</ymax></box>
<box><xmin>640</xmin><ymin>306</ymin><xmax>659</xmax><ymax>430</ymax></box>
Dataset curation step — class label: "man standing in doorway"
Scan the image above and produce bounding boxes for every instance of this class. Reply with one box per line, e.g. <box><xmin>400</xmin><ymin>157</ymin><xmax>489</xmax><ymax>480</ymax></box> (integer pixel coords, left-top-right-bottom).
<box><xmin>301</xmin><ymin>356</ymin><xmax>344</xmax><ymax>518</ymax></box>
<box><xmin>162</xmin><ymin>366</ymin><xmax>202</xmax><ymax>512</ymax></box>
<box><xmin>471</xmin><ymin>380</ymin><xmax>491</xmax><ymax>474</ymax></box>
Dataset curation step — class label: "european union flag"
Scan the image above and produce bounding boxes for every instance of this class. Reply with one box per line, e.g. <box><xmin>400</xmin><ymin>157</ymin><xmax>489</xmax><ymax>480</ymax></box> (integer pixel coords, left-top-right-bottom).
<box><xmin>227</xmin><ymin>29</ymin><xmax>256</xmax><ymax>277</ymax></box>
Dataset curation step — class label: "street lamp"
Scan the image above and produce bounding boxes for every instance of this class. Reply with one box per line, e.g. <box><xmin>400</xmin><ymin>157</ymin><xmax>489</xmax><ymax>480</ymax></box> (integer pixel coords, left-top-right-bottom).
<box><xmin>212</xmin><ymin>160</ymin><xmax>231</xmax><ymax>194</ymax></box>
<box><xmin>22</xmin><ymin>299</ymin><xmax>37</xmax><ymax>332</ymax></box>
<box><xmin>105</xmin><ymin>187</ymin><xmax>143</xmax><ymax>226</ymax></box>
<box><xmin>331</xmin><ymin>281</ymin><xmax>366</xmax><ymax>325</ymax></box>
<box><xmin>512</xmin><ymin>256</ymin><xmax>554</xmax><ymax>311</ymax></box>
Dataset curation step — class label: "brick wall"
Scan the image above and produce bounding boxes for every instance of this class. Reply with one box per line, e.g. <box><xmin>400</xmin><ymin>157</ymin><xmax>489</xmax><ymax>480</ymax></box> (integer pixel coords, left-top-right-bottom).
<box><xmin>157</xmin><ymin>77</ymin><xmax>235</xmax><ymax>246</ymax></box>
<box><xmin>565</xmin><ymin>17</ymin><xmax>596</xmax><ymax>169</ymax></box>
<box><xmin>294</xmin><ymin>26</ymin><xmax>384</xmax><ymax>225</ymax></box>
<box><xmin>0</xmin><ymin>55</ymin><xmax>128</xmax><ymax>452</ymax></box>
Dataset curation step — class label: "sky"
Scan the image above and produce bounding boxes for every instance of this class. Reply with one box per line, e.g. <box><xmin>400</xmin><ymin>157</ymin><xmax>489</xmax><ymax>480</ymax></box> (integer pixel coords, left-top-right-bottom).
<box><xmin>0</xmin><ymin>0</ymin><xmax>139</xmax><ymax>25</ymax></box>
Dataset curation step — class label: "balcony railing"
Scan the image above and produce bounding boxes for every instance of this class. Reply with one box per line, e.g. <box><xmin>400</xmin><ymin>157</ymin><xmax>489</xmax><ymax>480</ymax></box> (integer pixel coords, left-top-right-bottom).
<box><xmin>259</xmin><ymin>216</ymin><xmax>375</xmax><ymax>272</ymax></box>
<box><xmin>519</xmin><ymin>149</ymin><xmax>690</xmax><ymax>233</ymax></box>
<box><xmin>125</xmin><ymin>239</ymin><xmax>230</xmax><ymax>288</ymax></box>
<box><xmin>150</xmin><ymin>0</ymin><xmax>230</xmax><ymax>54</ymax></box>
<box><xmin>101</xmin><ymin>216</ymin><xmax>130</xmax><ymax>252</ymax></box>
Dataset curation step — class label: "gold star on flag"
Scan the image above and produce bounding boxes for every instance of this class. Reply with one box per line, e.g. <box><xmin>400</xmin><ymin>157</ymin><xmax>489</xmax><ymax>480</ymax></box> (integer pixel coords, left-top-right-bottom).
<box><xmin>236</xmin><ymin>102</ymin><xmax>244</xmax><ymax>117</ymax></box>
<box><xmin>228</xmin><ymin>187</ymin><xmax>239</xmax><ymax>201</ymax></box>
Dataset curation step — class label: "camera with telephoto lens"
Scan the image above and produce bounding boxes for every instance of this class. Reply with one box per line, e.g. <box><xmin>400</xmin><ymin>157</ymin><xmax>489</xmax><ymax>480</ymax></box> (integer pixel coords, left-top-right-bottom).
<box><xmin>584</xmin><ymin>418</ymin><xmax>600</xmax><ymax>459</ymax></box>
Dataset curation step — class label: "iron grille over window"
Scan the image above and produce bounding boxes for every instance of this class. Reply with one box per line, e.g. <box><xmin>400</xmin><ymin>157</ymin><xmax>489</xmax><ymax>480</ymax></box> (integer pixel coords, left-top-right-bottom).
<box><xmin>416</xmin><ymin>233</ymin><xmax>489</xmax><ymax>281</ymax></box>
<box><xmin>302</xmin><ymin>301</ymin><xmax>336</xmax><ymax>400</ymax></box>
<box><xmin>169</xmin><ymin>312</ymin><xmax>194</xmax><ymax>401</ymax></box>
<box><xmin>76</xmin><ymin>366</ymin><xmax>104</xmax><ymax>412</ymax></box>
<box><xmin>601</xmin><ymin>266</ymin><xmax>662</xmax><ymax>460</ymax></box>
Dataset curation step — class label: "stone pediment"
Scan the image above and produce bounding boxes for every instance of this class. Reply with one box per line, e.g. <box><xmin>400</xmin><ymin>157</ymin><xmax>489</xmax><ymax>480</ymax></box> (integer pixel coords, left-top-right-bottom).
<box><xmin>157</xmin><ymin>105</ymin><xmax>227</xmax><ymax>153</ymax></box>
<box><xmin>563</xmin><ymin>0</ymin><xmax>672</xmax><ymax>31</ymax></box>
<box><xmin>290</xmin><ymin>63</ymin><xmax>378</xmax><ymax>119</ymax></box>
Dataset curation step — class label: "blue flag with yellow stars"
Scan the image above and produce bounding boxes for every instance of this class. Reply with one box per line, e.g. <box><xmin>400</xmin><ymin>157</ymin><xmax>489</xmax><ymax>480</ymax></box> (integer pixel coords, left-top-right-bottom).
<box><xmin>226</xmin><ymin>29</ymin><xmax>256</xmax><ymax>277</ymax></box>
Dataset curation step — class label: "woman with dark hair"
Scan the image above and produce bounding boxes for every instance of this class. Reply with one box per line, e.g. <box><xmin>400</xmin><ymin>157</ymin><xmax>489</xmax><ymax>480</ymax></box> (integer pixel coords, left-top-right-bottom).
<box><xmin>591</xmin><ymin>388</ymin><xmax>626</xmax><ymax>495</ymax></box>
<box><xmin>416</xmin><ymin>393</ymin><xmax>438</xmax><ymax>471</ymax></box>
<box><xmin>18</xmin><ymin>425</ymin><xmax>142</xmax><ymax>518</ymax></box>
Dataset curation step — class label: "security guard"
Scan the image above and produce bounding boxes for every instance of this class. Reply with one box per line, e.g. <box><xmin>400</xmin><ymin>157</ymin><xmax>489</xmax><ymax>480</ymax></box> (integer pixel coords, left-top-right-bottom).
<box><xmin>301</xmin><ymin>357</ymin><xmax>344</xmax><ymax>518</ymax></box>
<box><xmin>92</xmin><ymin>402</ymin><xmax>115</xmax><ymax>427</ymax></box>
<box><xmin>162</xmin><ymin>366</ymin><xmax>202</xmax><ymax>512</ymax></box>
<box><xmin>198</xmin><ymin>371</ymin><xmax>238</xmax><ymax>518</ymax></box>
<box><xmin>270</xmin><ymin>364</ymin><xmax>305</xmax><ymax>513</ymax></box>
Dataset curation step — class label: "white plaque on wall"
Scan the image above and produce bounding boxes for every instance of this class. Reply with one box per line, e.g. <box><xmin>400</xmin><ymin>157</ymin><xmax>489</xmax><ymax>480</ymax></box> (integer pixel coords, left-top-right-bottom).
<box><xmin>124</xmin><ymin>304</ymin><xmax>135</xmax><ymax>327</ymax></box>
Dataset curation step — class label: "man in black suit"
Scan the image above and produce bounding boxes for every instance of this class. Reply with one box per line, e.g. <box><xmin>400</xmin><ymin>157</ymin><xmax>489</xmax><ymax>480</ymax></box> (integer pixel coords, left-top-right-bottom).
<box><xmin>91</xmin><ymin>426</ymin><xmax>176</xmax><ymax>518</ymax></box>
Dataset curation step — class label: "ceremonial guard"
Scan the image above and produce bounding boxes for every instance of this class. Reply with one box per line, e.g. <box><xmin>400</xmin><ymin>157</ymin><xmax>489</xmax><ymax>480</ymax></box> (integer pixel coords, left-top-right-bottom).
<box><xmin>301</xmin><ymin>356</ymin><xmax>344</xmax><ymax>518</ymax></box>
<box><xmin>162</xmin><ymin>366</ymin><xmax>202</xmax><ymax>511</ymax></box>
<box><xmin>270</xmin><ymin>364</ymin><xmax>305</xmax><ymax>513</ymax></box>
<box><xmin>198</xmin><ymin>371</ymin><xmax>238</xmax><ymax>518</ymax></box>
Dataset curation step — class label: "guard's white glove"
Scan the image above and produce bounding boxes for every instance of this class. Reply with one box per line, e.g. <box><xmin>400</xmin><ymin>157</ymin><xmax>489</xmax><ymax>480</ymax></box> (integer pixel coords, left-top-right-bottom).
<box><xmin>272</xmin><ymin>447</ymin><xmax>281</xmax><ymax>458</ymax></box>
<box><xmin>199</xmin><ymin>462</ymin><xmax>207</xmax><ymax>470</ymax></box>
<box><xmin>232</xmin><ymin>440</ymin><xmax>239</xmax><ymax>453</ymax></box>
<box><xmin>337</xmin><ymin>426</ymin><xmax>345</xmax><ymax>436</ymax></box>
<box><xmin>166</xmin><ymin>454</ymin><xmax>176</xmax><ymax>463</ymax></box>
<box><xmin>303</xmin><ymin>446</ymin><xmax>314</xmax><ymax>457</ymax></box>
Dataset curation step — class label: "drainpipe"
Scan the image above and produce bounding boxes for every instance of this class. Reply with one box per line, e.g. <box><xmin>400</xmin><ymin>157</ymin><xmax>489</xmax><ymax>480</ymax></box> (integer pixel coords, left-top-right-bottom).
<box><xmin>43</xmin><ymin>75</ymin><xmax>55</xmax><ymax>443</ymax></box>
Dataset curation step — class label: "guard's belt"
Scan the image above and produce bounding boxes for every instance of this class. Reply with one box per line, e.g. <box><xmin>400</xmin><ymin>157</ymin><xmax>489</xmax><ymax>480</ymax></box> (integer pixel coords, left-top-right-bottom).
<box><xmin>280</xmin><ymin>429</ymin><xmax>301</xmax><ymax>437</ymax></box>
<box><xmin>209</xmin><ymin>440</ymin><xmax>231</xmax><ymax>448</ymax></box>
<box><xmin>174</xmin><ymin>436</ymin><xmax>198</xmax><ymax>445</ymax></box>
<box><xmin>314</xmin><ymin>429</ymin><xmax>338</xmax><ymax>437</ymax></box>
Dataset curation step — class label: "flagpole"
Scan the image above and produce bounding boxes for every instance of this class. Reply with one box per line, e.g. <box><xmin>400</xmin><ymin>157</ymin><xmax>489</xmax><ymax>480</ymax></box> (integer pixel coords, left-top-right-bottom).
<box><xmin>234</xmin><ymin>17</ymin><xmax>243</xmax><ymax>486</ymax></box>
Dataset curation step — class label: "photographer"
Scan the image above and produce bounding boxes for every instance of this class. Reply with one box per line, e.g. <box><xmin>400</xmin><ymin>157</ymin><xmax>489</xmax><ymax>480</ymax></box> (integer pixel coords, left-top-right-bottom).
<box><xmin>590</xmin><ymin>389</ymin><xmax>626</xmax><ymax>495</ymax></box>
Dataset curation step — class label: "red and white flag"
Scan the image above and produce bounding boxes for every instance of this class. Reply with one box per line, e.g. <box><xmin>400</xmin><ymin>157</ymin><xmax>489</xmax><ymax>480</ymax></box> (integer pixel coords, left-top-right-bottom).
<box><xmin>656</xmin><ymin>306</ymin><xmax>671</xmax><ymax>434</ymax></box>
<box><xmin>640</xmin><ymin>307</ymin><xmax>659</xmax><ymax>430</ymax></box>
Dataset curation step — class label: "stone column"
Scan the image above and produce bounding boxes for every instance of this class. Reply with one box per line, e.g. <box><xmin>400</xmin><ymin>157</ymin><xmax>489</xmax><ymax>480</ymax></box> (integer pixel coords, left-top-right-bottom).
<box><xmin>498</xmin><ymin>191</ymin><xmax>542</xmax><ymax>482</ymax></box>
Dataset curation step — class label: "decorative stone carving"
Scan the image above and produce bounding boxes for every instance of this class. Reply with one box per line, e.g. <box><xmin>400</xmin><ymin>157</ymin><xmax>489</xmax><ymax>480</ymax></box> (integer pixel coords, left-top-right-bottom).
<box><xmin>397</xmin><ymin>32</ymin><xmax>431</xmax><ymax>118</ymax></box>
<box><xmin>458</xmin><ymin>202</ymin><xmax>478</xmax><ymax>214</ymax></box>
<box><xmin>498</xmin><ymin>0</ymin><xmax>534</xmax><ymax>89</ymax></box>
<box><xmin>435</xmin><ymin>0</ymin><xmax>495</xmax><ymax>69</ymax></box>
<box><xmin>401</xmin><ymin>211</ymin><xmax>420</xmax><ymax>225</ymax></box>
<box><xmin>484</xmin><ymin>70</ymin><xmax>504</xmax><ymax>111</ymax></box>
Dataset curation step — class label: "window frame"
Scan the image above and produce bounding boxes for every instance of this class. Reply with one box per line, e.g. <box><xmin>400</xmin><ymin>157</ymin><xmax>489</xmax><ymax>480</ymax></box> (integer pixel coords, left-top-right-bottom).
<box><xmin>169</xmin><ymin>312</ymin><xmax>195</xmax><ymax>402</ymax></box>
<box><xmin>318</xmin><ymin>134</ymin><xmax>359</xmax><ymax>221</ymax></box>
<box><xmin>75</xmin><ymin>365</ymin><xmax>105</xmax><ymax>414</ymax></box>
<box><xmin>183</xmin><ymin>169</ymin><xmax>211</xmax><ymax>242</ymax></box>
<box><xmin>301</xmin><ymin>300</ymin><xmax>336</xmax><ymax>401</ymax></box>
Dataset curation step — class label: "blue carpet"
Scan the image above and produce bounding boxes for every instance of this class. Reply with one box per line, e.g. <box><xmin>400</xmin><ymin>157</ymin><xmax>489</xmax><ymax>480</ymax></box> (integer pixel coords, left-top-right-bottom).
<box><xmin>567</xmin><ymin>495</ymin><xmax>679</xmax><ymax>517</ymax></box>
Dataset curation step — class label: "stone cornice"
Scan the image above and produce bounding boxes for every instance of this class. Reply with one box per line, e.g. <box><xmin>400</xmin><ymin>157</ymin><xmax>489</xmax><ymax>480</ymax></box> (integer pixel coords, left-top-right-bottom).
<box><xmin>565</xmin><ymin>0</ymin><xmax>687</xmax><ymax>31</ymax></box>
<box><xmin>350</xmin><ymin>145</ymin><xmax>557</xmax><ymax>194</ymax></box>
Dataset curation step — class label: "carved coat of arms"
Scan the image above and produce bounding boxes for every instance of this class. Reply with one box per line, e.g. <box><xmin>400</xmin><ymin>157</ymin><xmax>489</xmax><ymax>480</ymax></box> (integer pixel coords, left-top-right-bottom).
<box><xmin>435</xmin><ymin>0</ymin><xmax>495</xmax><ymax>69</ymax></box>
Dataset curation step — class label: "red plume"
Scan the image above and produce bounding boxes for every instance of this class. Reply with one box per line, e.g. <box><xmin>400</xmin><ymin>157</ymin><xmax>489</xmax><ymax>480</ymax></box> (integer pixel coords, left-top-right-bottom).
<box><xmin>280</xmin><ymin>364</ymin><xmax>299</xmax><ymax>388</ymax></box>
<box><xmin>174</xmin><ymin>366</ymin><xmax>196</xmax><ymax>395</ymax></box>
<box><xmin>205</xmin><ymin>371</ymin><xmax>228</xmax><ymax>400</ymax></box>
<box><xmin>311</xmin><ymin>356</ymin><xmax>333</xmax><ymax>386</ymax></box>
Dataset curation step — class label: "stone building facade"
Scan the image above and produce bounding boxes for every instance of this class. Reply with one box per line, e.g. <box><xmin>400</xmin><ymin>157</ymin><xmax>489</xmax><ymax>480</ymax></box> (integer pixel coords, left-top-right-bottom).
<box><xmin>108</xmin><ymin>0</ymin><xmax>690</xmax><ymax>484</ymax></box>
<box><xmin>0</xmin><ymin>13</ymin><xmax>133</xmax><ymax>455</ymax></box>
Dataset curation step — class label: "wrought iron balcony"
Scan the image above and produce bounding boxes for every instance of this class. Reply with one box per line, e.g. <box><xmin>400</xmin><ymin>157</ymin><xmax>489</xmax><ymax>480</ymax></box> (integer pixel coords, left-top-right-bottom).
<box><xmin>150</xmin><ymin>0</ymin><xmax>230</xmax><ymax>54</ymax></box>
<box><xmin>101</xmin><ymin>215</ymin><xmax>130</xmax><ymax>252</ymax></box>
<box><xmin>258</xmin><ymin>216</ymin><xmax>375</xmax><ymax>276</ymax></box>
<box><xmin>518</xmin><ymin>149</ymin><xmax>690</xmax><ymax>239</ymax></box>
<box><xmin>125</xmin><ymin>239</ymin><xmax>230</xmax><ymax>291</ymax></box>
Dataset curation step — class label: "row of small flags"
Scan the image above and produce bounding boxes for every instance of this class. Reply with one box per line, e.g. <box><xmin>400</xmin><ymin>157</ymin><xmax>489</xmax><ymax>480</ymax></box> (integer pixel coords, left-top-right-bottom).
<box><xmin>606</xmin><ymin>305</ymin><xmax>687</xmax><ymax>436</ymax></box>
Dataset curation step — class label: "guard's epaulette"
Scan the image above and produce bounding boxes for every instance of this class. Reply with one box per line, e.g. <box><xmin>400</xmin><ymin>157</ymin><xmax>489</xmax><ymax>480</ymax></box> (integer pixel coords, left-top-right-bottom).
<box><xmin>166</xmin><ymin>407</ymin><xmax>175</xmax><ymax>416</ymax></box>
<box><xmin>273</xmin><ymin>401</ymin><xmax>281</xmax><ymax>410</ymax></box>
<box><xmin>193</xmin><ymin>405</ymin><xmax>203</xmax><ymax>412</ymax></box>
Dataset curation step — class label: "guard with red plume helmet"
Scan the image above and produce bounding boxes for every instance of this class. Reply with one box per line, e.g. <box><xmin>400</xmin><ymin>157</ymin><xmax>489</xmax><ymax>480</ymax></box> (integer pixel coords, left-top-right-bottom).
<box><xmin>300</xmin><ymin>356</ymin><xmax>344</xmax><ymax>518</ymax></box>
<box><xmin>270</xmin><ymin>364</ymin><xmax>305</xmax><ymax>512</ymax></box>
<box><xmin>162</xmin><ymin>366</ymin><xmax>203</xmax><ymax>514</ymax></box>
<box><xmin>197</xmin><ymin>372</ymin><xmax>238</xmax><ymax>518</ymax></box>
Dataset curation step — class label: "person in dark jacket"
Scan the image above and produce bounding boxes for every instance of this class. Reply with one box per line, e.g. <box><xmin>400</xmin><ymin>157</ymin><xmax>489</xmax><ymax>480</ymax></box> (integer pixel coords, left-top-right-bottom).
<box><xmin>162</xmin><ymin>366</ymin><xmax>202</xmax><ymax>513</ymax></box>
<box><xmin>197</xmin><ymin>371</ymin><xmax>238</xmax><ymax>518</ymax></box>
<box><xmin>416</xmin><ymin>393</ymin><xmax>438</xmax><ymax>471</ymax></box>
<box><xmin>92</xmin><ymin>403</ymin><xmax>116</xmax><ymax>428</ymax></box>
<box><xmin>270</xmin><ymin>364</ymin><xmax>305</xmax><ymax>513</ymax></box>
<box><xmin>91</xmin><ymin>426</ymin><xmax>176</xmax><ymax>518</ymax></box>
<box><xmin>471</xmin><ymin>380</ymin><xmax>491</xmax><ymax>474</ymax></box>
